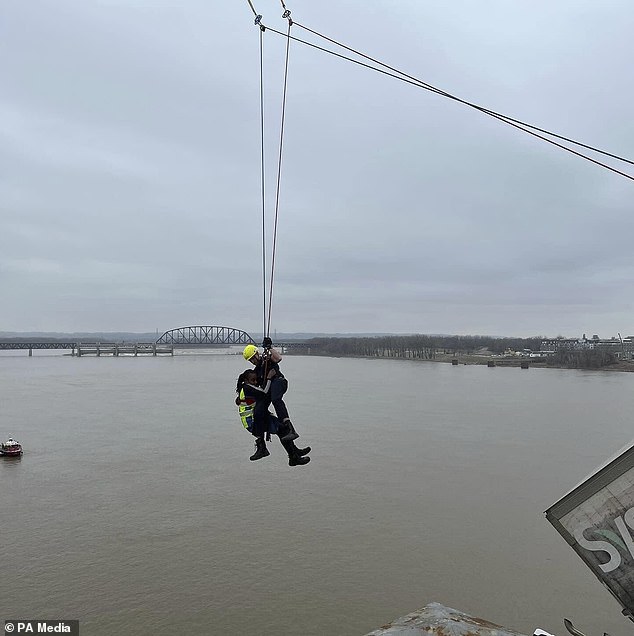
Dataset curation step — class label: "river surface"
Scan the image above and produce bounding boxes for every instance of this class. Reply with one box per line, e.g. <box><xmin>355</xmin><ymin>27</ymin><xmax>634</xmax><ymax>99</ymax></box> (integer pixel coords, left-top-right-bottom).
<box><xmin>1</xmin><ymin>351</ymin><xmax>633</xmax><ymax>636</ymax></box>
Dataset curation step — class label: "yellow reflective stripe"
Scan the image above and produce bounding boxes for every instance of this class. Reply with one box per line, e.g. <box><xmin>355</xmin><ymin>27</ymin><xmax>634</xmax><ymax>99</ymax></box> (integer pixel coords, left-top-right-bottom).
<box><xmin>238</xmin><ymin>388</ymin><xmax>255</xmax><ymax>429</ymax></box>
<box><xmin>241</xmin><ymin>415</ymin><xmax>253</xmax><ymax>429</ymax></box>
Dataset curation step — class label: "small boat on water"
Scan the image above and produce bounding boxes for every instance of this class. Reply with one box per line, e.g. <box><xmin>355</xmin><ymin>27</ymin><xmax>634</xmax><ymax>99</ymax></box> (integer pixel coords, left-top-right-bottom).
<box><xmin>0</xmin><ymin>438</ymin><xmax>23</xmax><ymax>457</ymax></box>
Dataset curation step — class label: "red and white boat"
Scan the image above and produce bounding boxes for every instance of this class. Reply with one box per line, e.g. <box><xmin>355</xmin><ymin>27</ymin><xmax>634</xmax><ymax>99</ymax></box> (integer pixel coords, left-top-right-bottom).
<box><xmin>0</xmin><ymin>438</ymin><xmax>23</xmax><ymax>457</ymax></box>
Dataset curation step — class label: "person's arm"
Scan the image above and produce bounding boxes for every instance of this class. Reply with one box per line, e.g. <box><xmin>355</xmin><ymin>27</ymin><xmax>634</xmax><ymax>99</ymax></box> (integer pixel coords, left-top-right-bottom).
<box><xmin>243</xmin><ymin>380</ymin><xmax>272</xmax><ymax>398</ymax></box>
<box><xmin>269</xmin><ymin>348</ymin><xmax>282</xmax><ymax>363</ymax></box>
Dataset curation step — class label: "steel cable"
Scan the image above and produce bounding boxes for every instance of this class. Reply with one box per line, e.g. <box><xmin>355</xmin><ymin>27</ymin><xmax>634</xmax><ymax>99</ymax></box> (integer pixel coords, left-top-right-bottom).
<box><xmin>266</xmin><ymin>19</ymin><xmax>293</xmax><ymax>338</ymax></box>
<box><xmin>258</xmin><ymin>20</ymin><xmax>634</xmax><ymax>182</ymax></box>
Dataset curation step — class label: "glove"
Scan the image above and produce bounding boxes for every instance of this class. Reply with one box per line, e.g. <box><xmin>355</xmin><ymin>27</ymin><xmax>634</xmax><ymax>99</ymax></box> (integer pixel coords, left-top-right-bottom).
<box><xmin>262</xmin><ymin>336</ymin><xmax>273</xmax><ymax>349</ymax></box>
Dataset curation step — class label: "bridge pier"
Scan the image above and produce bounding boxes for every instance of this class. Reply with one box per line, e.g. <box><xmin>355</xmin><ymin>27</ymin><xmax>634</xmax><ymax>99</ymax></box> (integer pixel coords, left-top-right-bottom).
<box><xmin>28</xmin><ymin>347</ymin><xmax>32</xmax><ymax>357</ymax></box>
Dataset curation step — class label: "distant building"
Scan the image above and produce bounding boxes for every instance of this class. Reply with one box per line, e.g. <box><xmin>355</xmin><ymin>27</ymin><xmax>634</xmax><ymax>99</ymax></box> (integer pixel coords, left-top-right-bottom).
<box><xmin>540</xmin><ymin>335</ymin><xmax>634</xmax><ymax>359</ymax></box>
<box><xmin>540</xmin><ymin>337</ymin><xmax>579</xmax><ymax>353</ymax></box>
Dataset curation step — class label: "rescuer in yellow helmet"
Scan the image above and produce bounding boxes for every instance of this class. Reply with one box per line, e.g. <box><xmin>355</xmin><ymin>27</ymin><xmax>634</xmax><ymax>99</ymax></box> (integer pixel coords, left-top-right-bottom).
<box><xmin>235</xmin><ymin>368</ymin><xmax>311</xmax><ymax>466</ymax></box>
<box><xmin>241</xmin><ymin>338</ymin><xmax>299</xmax><ymax>443</ymax></box>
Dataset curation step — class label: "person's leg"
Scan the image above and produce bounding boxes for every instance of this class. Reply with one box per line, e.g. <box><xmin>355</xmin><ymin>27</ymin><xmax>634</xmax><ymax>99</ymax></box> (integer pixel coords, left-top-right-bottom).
<box><xmin>270</xmin><ymin>378</ymin><xmax>290</xmax><ymax>419</ymax></box>
<box><xmin>250</xmin><ymin>435</ymin><xmax>270</xmax><ymax>461</ymax></box>
<box><xmin>277</xmin><ymin>418</ymin><xmax>299</xmax><ymax>442</ymax></box>
<box><xmin>279</xmin><ymin>431</ymin><xmax>311</xmax><ymax>456</ymax></box>
<box><xmin>272</xmin><ymin>412</ymin><xmax>305</xmax><ymax>463</ymax></box>
<box><xmin>249</xmin><ymin>406</ymin><xmax>271</xmax><ymax>461</ymax></box>
<box><xmin>270</xmin><ymin>378</ymin><xmax>299</xmax><ymax>442</ymax></box>
<box><xmin>277</xmin><ymin>435</ymin><xmax>310</xmax><ymax>467</ymax></box>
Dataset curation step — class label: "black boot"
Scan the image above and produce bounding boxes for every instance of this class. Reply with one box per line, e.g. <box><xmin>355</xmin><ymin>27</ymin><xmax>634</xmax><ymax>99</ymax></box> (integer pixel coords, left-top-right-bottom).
<box><xmin>280</xmin><ymin>438</ymin><xmax>310</xmax><ymax>466</ymax></box>
<box><xmin>289</xmin><ymin>453</ymin><xmax>310</xmax><ymax>467</ymax></box>
<box><xmin>280</xmin><ymin>439</ymin><xmax>310</xmax><ymax>456</ymax></box>
<box><xmin>250</xmin><ymin>437</ymin><xmax>270</xmax><ymax>461</ymax></box>
<box><xmin>280</xmin><ymin>420</ymin><xmax>299</xmax><ymax>442</ymax></box>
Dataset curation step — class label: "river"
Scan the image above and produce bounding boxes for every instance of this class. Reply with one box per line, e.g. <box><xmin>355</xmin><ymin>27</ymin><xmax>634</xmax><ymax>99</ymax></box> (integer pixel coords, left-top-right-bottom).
<box><xmin>1</xmin><ymin>350</ymin><xmax>632</xmax><ymax>635</ymax></box>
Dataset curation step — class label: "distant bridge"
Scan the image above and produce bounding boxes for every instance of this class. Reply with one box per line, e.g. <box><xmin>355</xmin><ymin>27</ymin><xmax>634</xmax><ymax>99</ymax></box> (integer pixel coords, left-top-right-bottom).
<box><xmin>0</xmin><ymin>325</ymin><xmax>314</xmax><ymax>354</ymax></box>
<box><xmin>0</xmin><ymin>341</ymin><xmax>173</xmax><ymax>356</ymax></box>
<box><xmin>156</xmin><ymin>326</ymin><xmax>255</xmax><ymax>346</ymax></box>
<box><xmin>154</xmin><ymin>326</ymin><xmax>312</xmax><ymax>352</ymax></box>
<box><xmin>0</xmin><ymin>341</ymin><xmax>76</xmax><ymax>350</ymax></box>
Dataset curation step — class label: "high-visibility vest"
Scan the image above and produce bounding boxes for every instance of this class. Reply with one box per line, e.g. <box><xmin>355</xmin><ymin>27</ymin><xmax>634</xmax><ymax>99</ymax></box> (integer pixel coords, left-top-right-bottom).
<box><xmin>238</xmin><ymin>388</ymin><xmax>255</xmax><ymax>431</ymax></box>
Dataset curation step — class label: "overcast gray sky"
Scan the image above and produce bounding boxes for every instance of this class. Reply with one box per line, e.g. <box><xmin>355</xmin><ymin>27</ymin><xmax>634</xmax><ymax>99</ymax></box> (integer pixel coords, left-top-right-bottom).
<box><xmin>2</xmin><ymin>0</ymin><xmax>633</xmax><ymax>337</ymax></box>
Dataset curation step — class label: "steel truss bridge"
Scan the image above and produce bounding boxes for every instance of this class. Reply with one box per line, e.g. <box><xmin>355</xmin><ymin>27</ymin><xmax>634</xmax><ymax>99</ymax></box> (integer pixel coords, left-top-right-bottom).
<box><xmin>0</xmin><ymin>326</ymin><xmax>312</xmax><ymax>352</ymax></box>
<box><xmin>0</xmin><ymin>341</ymin><xmax>76</xmax><ymax>350</ymax></box>
<box><xmin>156</xmin><ymin>326</ymin><xmax>255</xmax><ymax>346</ymax></box>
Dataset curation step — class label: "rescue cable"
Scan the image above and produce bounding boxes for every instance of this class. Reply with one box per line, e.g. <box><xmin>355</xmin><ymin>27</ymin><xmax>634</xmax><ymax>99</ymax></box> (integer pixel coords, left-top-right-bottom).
<box><xmin>291</xmin><ymin>21</ymin><xmax>634</xmax><ymax>170</ymax></box>
<box><xmin>258</xmin><ymin>23</ymin><xmax>266</xmax><ymax>340</ymax></box>
<box><xmin>245</xmin><ymin>1</ymin><xmax>634</xmax><ymax>342</ymax></box>
<box><xmin>255</xmin><ymin>15</ymin><xmax>634</xmax><ymax>182</ymax></box>
<box><xmin>247</xmin><ymin>1</ymin><xmax>295</xmax><ymax>341</ymax></box>
<box><xmin>266</xmin><ymin>12</ymin><xmax>293</xmax><ymax>340</ymax></box>
<box><xmin>245</xmin><ymin>0</ymin><xmax>257</xmax><ymax>17</ymax></box>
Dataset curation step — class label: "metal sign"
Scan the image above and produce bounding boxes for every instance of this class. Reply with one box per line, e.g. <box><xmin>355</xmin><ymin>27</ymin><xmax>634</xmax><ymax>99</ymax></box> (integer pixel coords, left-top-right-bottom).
<box><xmin>546</xmin><ymin>442</ymin><xmax>634</xmax><ymax>620</ymax></box>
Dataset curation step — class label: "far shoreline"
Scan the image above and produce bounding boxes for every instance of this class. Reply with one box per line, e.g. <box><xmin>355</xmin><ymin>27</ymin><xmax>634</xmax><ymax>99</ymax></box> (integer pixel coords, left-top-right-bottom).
<box><xmin>434</xmin><ymin>353</ymin><xmax>634</xmax><ymax>372</ymax></box>
<box><xmin>295</xmin><ymin>349</ymin><xmax>634</xmax><ymax>373</ymax></box>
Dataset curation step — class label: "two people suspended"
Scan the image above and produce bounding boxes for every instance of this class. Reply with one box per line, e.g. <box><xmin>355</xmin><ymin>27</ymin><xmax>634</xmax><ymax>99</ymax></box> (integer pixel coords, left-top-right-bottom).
<box><xmin>236</xmin><ymin>338</ymin><xmax>311</xmax><ymax>467</ymax></box>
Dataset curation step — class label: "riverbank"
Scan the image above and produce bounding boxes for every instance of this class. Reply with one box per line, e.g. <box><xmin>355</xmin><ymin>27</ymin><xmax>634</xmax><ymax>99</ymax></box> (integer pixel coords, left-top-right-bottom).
<box><xmin>295</xmin><ymin>347</ymin><xmax>634</xmax><ymax>372</ymax></box>
<box><xmin>432</xmin><ymin>352</ymin><xmax>634</xmax><ymax>372</ymax></box>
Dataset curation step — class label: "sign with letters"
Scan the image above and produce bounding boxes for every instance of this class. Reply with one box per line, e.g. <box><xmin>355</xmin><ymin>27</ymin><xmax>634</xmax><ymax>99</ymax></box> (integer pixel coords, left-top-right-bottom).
<box><xmin>546</xmin><ymin>442</ymin><xmax>634</xmax><ymax>619</ymax></box>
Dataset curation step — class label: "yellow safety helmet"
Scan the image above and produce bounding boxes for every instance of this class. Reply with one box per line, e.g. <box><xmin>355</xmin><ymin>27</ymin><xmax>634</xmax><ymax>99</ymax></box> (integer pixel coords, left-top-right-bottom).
<box><xmin>243</xmin><ymin>344</ymin><xmax>258</xmax><ymax>361</ymax></box>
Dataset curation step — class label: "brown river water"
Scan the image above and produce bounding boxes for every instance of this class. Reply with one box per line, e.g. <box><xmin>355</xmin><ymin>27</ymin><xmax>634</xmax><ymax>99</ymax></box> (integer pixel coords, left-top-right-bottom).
<box><xmin>1</xmin><ymin>350</ymin><xmax>633</xmax><ymax>635</ymax></box>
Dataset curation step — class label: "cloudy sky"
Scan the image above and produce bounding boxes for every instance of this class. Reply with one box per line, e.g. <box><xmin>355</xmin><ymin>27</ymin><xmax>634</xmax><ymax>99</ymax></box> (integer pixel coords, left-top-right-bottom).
<box><xmin>2</xmin><ymin>0</ymin><xmax>633</xmax><ymax>337</ymax></box>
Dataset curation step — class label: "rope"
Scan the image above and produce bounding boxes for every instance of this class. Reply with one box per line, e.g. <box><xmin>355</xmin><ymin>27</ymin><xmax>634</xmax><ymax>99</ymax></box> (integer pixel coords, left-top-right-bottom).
<box><xmin>247</xmin><ymin>0</ymin><xmax>294</xmax><ymax>341</ymax></box>
<box><xmin>257</xmin><ymin>21</ymin><xmax>634</xmax><ymax>182</ymax></box>
<box><xmin>294</xmin><ymin>22</ymin><xmax>634</xmax><ymax>169</ymax></box>
<box><xmin>258</xmin><ymin>28</ymin><xmax>267</xmax><ymax>338</ymax></box>
<box><xmin>266</xmin><ymin>18</ymin><xmax>293</xmax><ymax>338</ymax></box>
<box><xmin>247</xmin><ymin>0</ymin><xmax>271</xmax><ymax>337</ymax></box>
<box><xmin>295</xmin><ymin>22</ymin><xmax>634</xmax><ymax>165</ymax></box>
